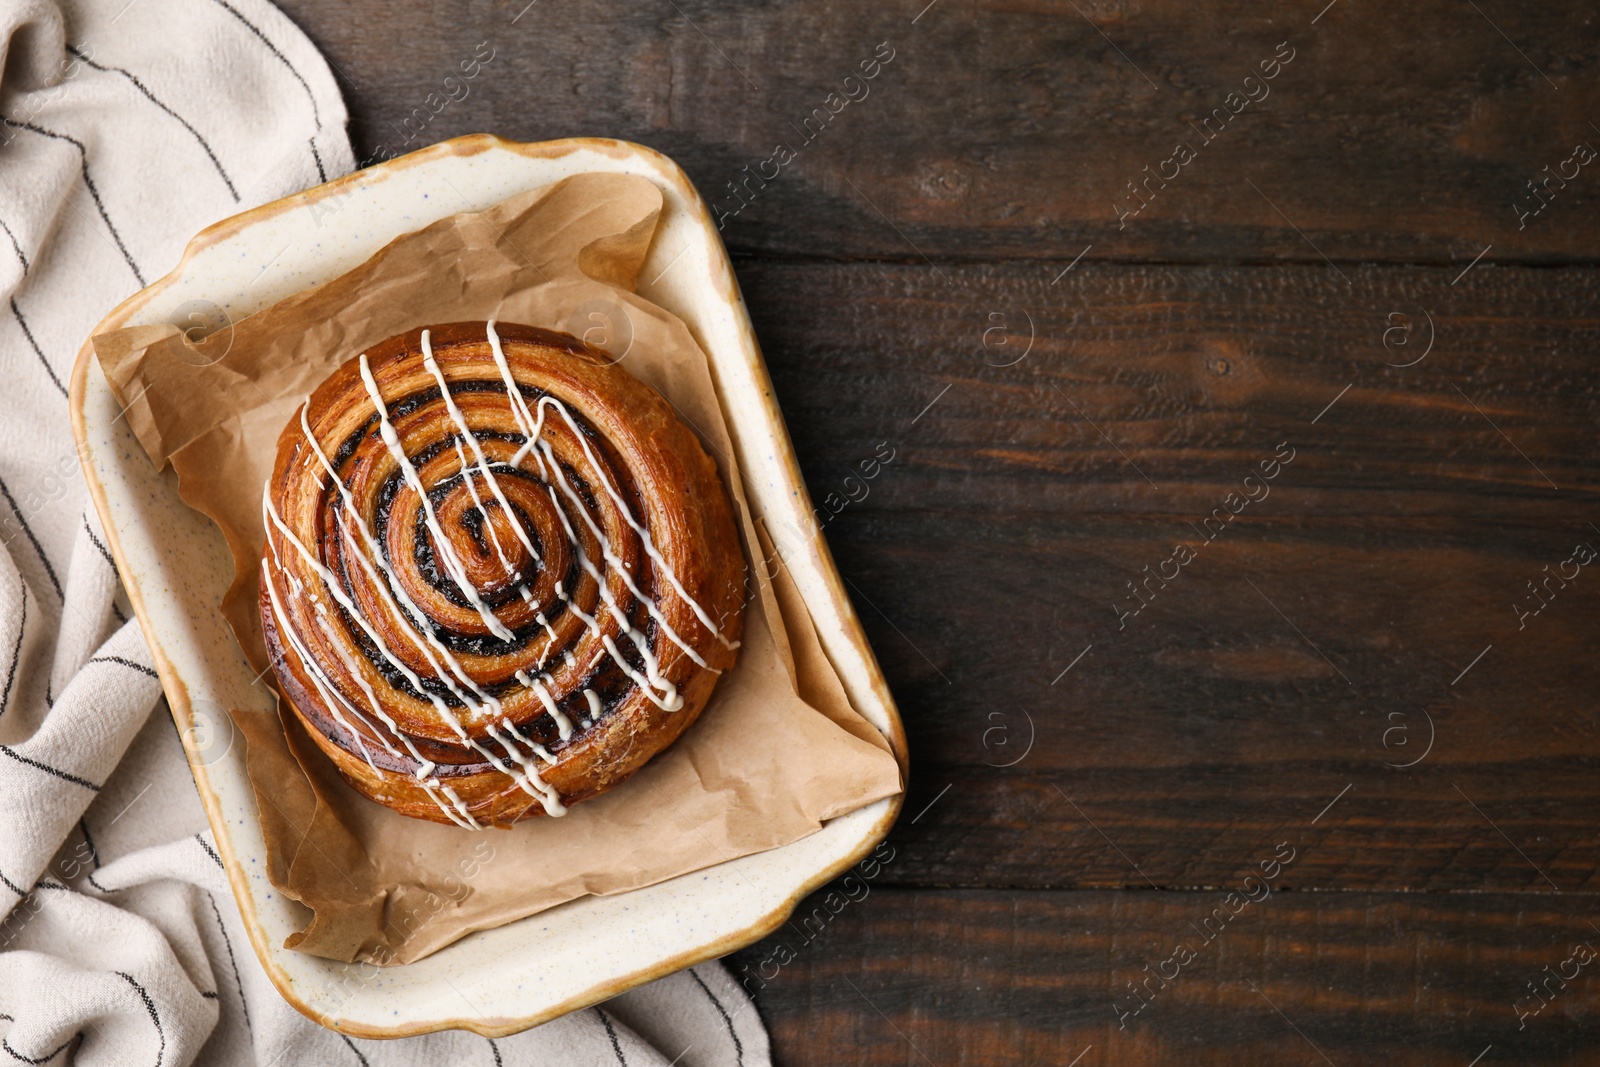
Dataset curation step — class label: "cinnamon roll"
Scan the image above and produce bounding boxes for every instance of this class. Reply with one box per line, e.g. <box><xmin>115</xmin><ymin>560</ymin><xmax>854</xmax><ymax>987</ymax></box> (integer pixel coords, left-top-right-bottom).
<box><xmin>258</xmin><ymin>321</ymin><xmax>745</xmax><ymax>828</ymax></box>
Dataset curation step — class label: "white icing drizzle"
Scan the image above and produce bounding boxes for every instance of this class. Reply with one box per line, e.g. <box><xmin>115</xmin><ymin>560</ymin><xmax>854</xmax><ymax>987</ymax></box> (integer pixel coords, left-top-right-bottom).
<box><xmin>267</xmin><ymin>320</ymin><xmax>743</xmax><ymax>827</ymax></box>
<box><xmin>333</xmin><ymin>509</ymin><xmax>501</xmax><ymax>717</ymax></box>
<box><xmin>486</xmin><ymin>319</ymin><xmax>737</xmax><ymax>652</ymax></box>
<box><xmin>309</xmin><ymin>611</ymin><xmax>409</xmax><ymax>765</ymax></box>
<box><xmin>516</xmin><ymin>670</ymin><xmax>574</xmax><ymax>740</ymax></box>
<box><xmin>483</xmin><ymin>320</ymin><xmax>708</xmax><ymax>704</ymax></box>
<box><xmin>436</xmin><ymin>781</ymin><xmax>482</xmax><ymax>829</ymax></box>
<box><xmin>550</xmin><ymin>410</ymin><xmax>735</xmax><ymax>647</ymax></box>
<box><xmin>501</xmin><ymin>718</ymin><xmax>557</xmax><ymax>765</ymax></box>
<box><xmin>268</xmin><ymin>543</ymin><xmax>475</xmax><ymax>834</ymax></box>
<box><xmin>267</xmin><ymin>488</ymin><xmax>487</xmax><ymax>728</ymax></box>
<box><xmin>452</xmin><ymin>436</ymin><xmax>516</xmax><ymax>579</ymax></box>
<box><xmin>542</xmin><ymin>439</ymin><xmax>715</xmax><ymax>672</ymax></box>
<box><xmin>433</xmin><ymin>343</ymin><xmax>691</xmax><ymax>714</ymax></box>
<box><xmin>358</xmin><ymin>353</ymin><xmax>518</xmax><ymax>643</ymax></box>
<box><xmin>271</xmin><ymin>420</ymin><xmax>568</xmax><ymax>821</ymax></box>
<box><xmin>417</xmin><ymin>778</ymin><xmax>475</xmax><ymax>828</ymax></box>
<box><xmin>261</xmin><ymin>559</ymin><xmax>381</xmax><ymax>773</ymax></box>
<box><xmin>421</xmin><ymin>329</ymin><xmax>542</xmax><ymax>572</ymax></box>
<box><xmin>532</xmin><ymin>611</ymin><xmax>561</xmax><ymax>658</ymax></box>
<box><xmin>281</xmin><ymin>537</ymin><xmax>461</xmax><ymax>785</ymax></box>
<box><xmin>539</xmin><ymin>480</ymin><xmax>682</xmax><ymax>711</ymax></box>
<box><xmin>487</xmin><ymin>722</ymin><xmax>565</xmax><ymax>814</ymax></box>
<box><xmin>319</xmin><ymin>509</ymin><xmax>565</xmax><ymax>813</ymax></box>
<box><xmin>296</xmin><ymin>405</ymin><xmax>507</xmax><ymax>720</ymax></box>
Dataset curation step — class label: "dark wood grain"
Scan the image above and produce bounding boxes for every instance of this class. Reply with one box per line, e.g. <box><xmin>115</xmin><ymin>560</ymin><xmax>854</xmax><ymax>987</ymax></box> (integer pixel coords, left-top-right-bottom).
<box><xmin>730</xmin><ymin>885</ymin><xmax>1600</xmax><ymax>1066</ymax></box>
<box><xmin>278</xmin><ymin>0</ymin><xmax>1600</xmax><ymax>263</ymax></box>
<box><xmin>736</xmin><ymin>258</ymin><xmax>1600</xmax><ymax>890</ymax></box>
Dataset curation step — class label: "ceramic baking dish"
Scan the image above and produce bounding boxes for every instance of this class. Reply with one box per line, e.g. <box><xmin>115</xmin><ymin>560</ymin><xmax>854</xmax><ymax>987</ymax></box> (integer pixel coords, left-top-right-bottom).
<box><xmin>69</xmin><ymin>135</ymin><xmax>907</xmax><ymax>1038</ymax></box>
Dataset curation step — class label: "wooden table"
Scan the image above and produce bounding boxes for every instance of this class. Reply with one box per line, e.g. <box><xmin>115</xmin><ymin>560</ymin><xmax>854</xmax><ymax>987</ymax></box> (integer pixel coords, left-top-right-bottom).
<box><xmin>284</xmin><ymin>2</ymin><xmax>1600</xmax><ymax>1061</ymax></box>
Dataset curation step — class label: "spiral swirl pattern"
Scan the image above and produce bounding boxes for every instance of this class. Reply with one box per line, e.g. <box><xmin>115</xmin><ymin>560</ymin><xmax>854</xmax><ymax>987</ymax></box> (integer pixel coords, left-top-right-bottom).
<box><xmin>260</xmin><ymin>321</ymin><xmax>745</xmax><ymax>828</ymax></box>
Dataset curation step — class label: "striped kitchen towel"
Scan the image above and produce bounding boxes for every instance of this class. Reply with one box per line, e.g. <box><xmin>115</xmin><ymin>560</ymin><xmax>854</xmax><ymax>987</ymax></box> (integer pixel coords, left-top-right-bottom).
<box><xmin>0</xmin><ymin>0</ymin><xmax>769</xmax><ymax>1063</ymax></box>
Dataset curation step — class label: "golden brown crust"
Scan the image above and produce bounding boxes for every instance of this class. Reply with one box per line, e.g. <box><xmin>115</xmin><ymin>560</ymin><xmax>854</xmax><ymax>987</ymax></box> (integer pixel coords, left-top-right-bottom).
<box><xmin>258</xmin><ymin>321</ymin><xmax>744</xmax><ymax>828</ymax></box>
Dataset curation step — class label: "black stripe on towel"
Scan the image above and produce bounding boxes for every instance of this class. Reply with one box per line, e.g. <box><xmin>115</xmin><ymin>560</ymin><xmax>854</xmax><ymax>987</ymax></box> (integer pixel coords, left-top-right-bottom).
<box><xmin>0</xmin><ymin>745</ymin><xmax>99</xmax><ymax>791</ymax></box>
<box><xmin>338</xmin><ymin>1034</ymin><xmax>370</xmax><ymax>1066</ymax></box>
<box><xmin>0</xmin><ymin>217</ymin><xmax>27</xmax><ymax>271</ymax></box>
<box><xmin>690</xmin><ymin>967</ymin><xmax>746</xmax><ymax>1067</ymax></box>
<box><xmin>66</xmin><ymin>45</ymin><xmax>239</xmax><ymax>202</ymax></box>
<box><xmin>595</xmin><ymin>1007</ymin><xmax>628</xmax><ymax>1066</ymax></box>
<box><xmin>0</xmin><ymin>476</ymin><xmax>63</xmax><ymax>598</ymax></box>
<box><xmin>203</xmin><ymin>893</ymin><xmax>252</xmax><ymax>1033</ymax></box>
<box><xmin>0</xmin><ymin>118</ymin><xmax>146</xmax><ymax>286</ymax></box>
<box><xmin>83</xmin><ymin>517</ymin><xmax>118</xmax><ymax>572</ymax></box>
<box><xmin>194</xmin><ymin>834</ymin><xmax>223</xmax><ymax>869</ymax></box>
<box><xmin>114</xmin><ymin>972</ymin><xmax>166</xmax><ymax>1067</ymax></box>
<box><xmin>11</xmin><ymin>299</ymin><xmax>65</xmax><ymax>397</ymax></box>
<box><xmin>208</xmin><ymin>0</ymin><xmax>322</xmax><ymax>128</ymax></box>
<box><xmin>1</xmin><ymin>1032</ymin><xmax>75</xmax><ymax>1063</ymax></box>
<box><xmin>86</xmin><ymin>655</ymin><xmax>159</xmax><ymax>680</ymax></box>
<box><xmin>1</xmin><ymin>579</ymin><xmax>25</xmax><ymax>719</ymax></box>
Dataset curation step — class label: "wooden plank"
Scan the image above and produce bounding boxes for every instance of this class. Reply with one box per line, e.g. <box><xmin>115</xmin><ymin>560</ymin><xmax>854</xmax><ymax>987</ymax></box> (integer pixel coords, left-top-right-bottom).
<box><xmin>730</xmin><ymin>885</ymin><xmax>1600</xmax><ymax>1066</ymax></box>
<box><xmin>282</xmin><ymin>0</ymin><xmax>1600</xmax><ymax>261</ymax></box>
<box><xmin>730</xmin><ymin>259</ymin><xmax>1600</xmax><ymax>891</ymax></box>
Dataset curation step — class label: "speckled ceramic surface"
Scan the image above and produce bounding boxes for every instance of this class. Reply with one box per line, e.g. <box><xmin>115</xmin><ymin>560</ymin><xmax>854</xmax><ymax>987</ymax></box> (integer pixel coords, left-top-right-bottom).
<box><xmin>69</xmin><ymin>136</ymin><xmax>907</xmax><ymax>1039</ymax></box>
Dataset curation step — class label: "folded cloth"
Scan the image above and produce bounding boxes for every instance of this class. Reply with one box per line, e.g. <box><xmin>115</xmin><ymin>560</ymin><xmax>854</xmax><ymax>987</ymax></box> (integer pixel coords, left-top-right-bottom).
<box><xmin>0</xmin><ymin>0</ymin><xmax>771</xmax><ymax>1063</ymax></box>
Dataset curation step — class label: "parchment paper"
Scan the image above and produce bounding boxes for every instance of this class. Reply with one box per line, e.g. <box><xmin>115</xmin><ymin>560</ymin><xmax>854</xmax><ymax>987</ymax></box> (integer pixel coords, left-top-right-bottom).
<box><xmin>92</xmin><ymin>171</ymin><xmax>903</xmax><ymax>965</ymax></box>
